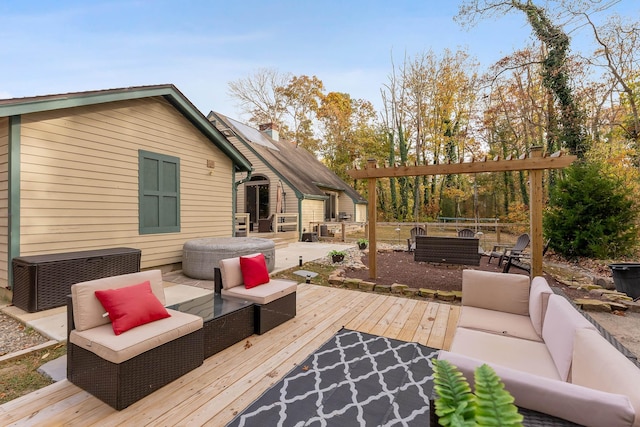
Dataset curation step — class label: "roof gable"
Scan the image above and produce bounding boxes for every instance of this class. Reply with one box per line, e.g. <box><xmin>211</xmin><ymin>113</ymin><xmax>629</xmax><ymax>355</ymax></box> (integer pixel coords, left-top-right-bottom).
<box><xmin>209</xmin><ymin>112</ymin><xmax>365</xmax><ymax>203</ymax></box>
<box><xmin>0</xmin><ymin>85</ymin><xmax>251</xmax><ymax>172</ymax></box>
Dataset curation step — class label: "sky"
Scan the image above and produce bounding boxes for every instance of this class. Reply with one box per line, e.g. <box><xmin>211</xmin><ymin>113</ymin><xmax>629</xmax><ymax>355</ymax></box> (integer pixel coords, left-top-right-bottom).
<box><xmin>1</xmin><ymin>0</ymin><xmax>638</xmax><ymax>120</ymax></box>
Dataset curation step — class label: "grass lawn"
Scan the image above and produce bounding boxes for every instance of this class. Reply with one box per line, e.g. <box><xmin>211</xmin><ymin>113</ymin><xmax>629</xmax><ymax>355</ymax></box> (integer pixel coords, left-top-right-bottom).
<box><xmin>0</xmin><ymin>342</ymin><xmax>67</xmax><ymax>404</ymax></box>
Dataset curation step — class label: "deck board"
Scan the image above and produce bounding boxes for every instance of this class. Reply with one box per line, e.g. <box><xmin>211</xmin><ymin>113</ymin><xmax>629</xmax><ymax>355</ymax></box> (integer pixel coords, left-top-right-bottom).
<box><xmin>0</xmin><ymin>284</ymin><xmax>458</xmax><ymax>426</ymax></box>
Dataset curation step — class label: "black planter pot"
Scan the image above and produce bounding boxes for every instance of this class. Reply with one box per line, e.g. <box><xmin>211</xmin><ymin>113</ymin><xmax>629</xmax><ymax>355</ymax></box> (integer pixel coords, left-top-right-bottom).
<box><xmin>331</xmin><ymin>254</ymin><xmax>345</xmax><ymax>263</ymax></box>
<box><xmin>609</xmin><ymin>263</ymin><xmax>640</xmax><ymax>299</ymax></box>
<box><xmin>358</xmin><ymin>243</ymin><xmax>367</xmax><ymax>250</ymax></box>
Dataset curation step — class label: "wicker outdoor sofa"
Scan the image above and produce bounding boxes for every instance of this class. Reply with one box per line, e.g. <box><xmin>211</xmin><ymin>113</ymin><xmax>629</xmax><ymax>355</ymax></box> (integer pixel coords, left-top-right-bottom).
<box><xmin>66</xmin><ymin>270</ymin><xmax>204</xmax><ymax>410</ymax></box>
<box><xmin>437</xmin><ymin>270</ymin><xmax>640</xmax><ymax>427</ymax></box>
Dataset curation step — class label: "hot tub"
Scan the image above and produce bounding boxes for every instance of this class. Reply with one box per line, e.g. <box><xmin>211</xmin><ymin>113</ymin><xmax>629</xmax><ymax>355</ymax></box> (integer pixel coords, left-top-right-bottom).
<box><xmin>182</xmin><ymin>237</ymin><xmax>275</xmax><ymax>280</ymax></box>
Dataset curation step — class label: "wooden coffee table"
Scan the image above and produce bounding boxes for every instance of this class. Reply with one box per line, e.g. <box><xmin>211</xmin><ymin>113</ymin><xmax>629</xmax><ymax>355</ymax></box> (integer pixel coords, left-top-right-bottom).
<box><xmin>168</xmin><ymin>293</ymin><xmax>255</xmax><ymax>358</ymax></box>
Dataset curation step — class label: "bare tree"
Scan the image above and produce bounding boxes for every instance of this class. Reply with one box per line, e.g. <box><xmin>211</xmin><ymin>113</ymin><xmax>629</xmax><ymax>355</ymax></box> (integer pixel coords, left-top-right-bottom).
<box><xmin>227</xmin><ymin>68</ymin><xmax>291</xmax><ymax>129</ymax></box>
<box><xmin>581</xmin><ymin>13</ymin><xmax>640</xmax><ymax>143</ymax></box>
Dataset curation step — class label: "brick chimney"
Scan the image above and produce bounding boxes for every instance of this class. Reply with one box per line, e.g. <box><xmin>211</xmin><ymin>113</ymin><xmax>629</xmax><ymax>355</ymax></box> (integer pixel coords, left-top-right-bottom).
<box><xmin>259</xmin><ymin>123</ymin><xmax>279</xmax><ymax>141</ymax></box>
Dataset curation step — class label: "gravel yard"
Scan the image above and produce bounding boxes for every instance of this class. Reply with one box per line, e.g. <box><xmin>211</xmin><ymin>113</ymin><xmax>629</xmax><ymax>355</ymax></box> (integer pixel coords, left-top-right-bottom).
<box><xmin>0</xmin><ymin>312</ymin><xmax>50</xmax><ymax>357</ymax></box>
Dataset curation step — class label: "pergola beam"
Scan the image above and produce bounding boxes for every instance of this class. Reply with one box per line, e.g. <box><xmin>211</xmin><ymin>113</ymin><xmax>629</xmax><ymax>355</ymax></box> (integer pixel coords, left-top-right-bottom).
<box><xmin>348</xmin><ymin>151</ymin><xmax>575</xmax><ymax>179</ymax></box>
<box><xmin>349</xmin><ymin>148</ymin><xmax>577</xmax><ymax>280</ymax></box>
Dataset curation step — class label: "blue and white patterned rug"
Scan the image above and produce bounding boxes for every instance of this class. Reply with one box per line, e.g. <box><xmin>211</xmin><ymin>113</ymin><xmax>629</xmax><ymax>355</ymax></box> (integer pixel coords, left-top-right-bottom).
<box><xmin>226</xmin><ymin>328</ymin><xmax>439</xmax><ymax>427</ymax></box>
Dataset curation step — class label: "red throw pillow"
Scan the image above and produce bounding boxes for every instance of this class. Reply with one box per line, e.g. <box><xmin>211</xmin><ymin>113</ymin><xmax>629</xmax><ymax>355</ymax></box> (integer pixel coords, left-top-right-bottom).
<box><xmin>239</xmin><ymin>253</ymin><xmax>270</xmax><ymax>289</ymax></box>
<box><xmin>94</xmin><ymin>281</ymin><xmax>170</xmax><ymax>335</ymax></box>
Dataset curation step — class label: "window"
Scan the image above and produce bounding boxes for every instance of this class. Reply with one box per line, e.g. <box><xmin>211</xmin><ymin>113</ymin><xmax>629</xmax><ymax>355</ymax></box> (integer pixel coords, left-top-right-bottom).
<box><xmin>139</xmin><ymin>150</ymin><xmax>180</xmax><ymax>234</ymax></box>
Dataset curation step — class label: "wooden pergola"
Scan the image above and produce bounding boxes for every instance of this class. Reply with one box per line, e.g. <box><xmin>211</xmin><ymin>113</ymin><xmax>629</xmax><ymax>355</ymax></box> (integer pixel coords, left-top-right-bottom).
<box><xmin>347</xmin><ymin>146</ymin><xmax>577</xmax><ymax>279</ymax></box>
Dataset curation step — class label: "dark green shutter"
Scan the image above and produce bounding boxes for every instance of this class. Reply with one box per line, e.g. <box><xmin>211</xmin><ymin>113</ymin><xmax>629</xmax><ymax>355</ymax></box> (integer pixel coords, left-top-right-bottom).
<box><xmin>139</xmin><ymin>150</ymin><xmax>180</xmax><ymax>234</ymax></box>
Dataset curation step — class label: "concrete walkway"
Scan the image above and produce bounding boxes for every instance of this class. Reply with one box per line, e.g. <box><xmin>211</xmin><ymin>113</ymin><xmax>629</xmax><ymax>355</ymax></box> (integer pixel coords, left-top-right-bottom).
<box><xmin>272</xmin><ymin>241</ymin><xmax>353</xmax><ymax>273</ymax></box>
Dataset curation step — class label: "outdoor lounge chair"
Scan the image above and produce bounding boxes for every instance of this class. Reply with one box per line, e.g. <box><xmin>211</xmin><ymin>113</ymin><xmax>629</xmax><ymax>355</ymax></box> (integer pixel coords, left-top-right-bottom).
<box><xmin>502</xmin><ymin>238</ymin><xmax>551</xmax><ymax>273</ymax></box>
<box><xmin>457</xmin><ymin>228</ymin><xmax>475</xmax><ymax>238</ymax></box>
<box><xmin>407</xmin><ymin>225</ymin><xmax>426</xmax><ymax>252</ymax></box>
<box><xmin>487</xmin><ymin>233</ymin><xmax>530</xmax><ymax>266</ymax></box>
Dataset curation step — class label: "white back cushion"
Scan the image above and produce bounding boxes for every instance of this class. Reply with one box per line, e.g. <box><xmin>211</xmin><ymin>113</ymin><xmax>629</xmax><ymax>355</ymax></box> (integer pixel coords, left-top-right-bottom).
<box><xmin>220</xmin><ymin>256</ymin><xmax>248</xmax><ymax>289</ymax></box>
<box><xmin>529</xmin><ymin>276</ymin><xmax>554</xmax><ymax>337</ymax></box>
<box><xmin>71</xmin><ymin>270</ymin><xmax>165</xmax><ymax>332</ymax></box>
<box><xmin>462</xmin><ymin>269</ymin><xmax>530</xmax><ymax>315</ymax></box>
<box><xmin>542</xmin><ymin>294</ymin><xmax>596</xmax><ymax>381</ymax></box>
<box><xmin>572</xmin><ymin>328</ymin><xmax>640</xmax><ymax>427</ymax></box>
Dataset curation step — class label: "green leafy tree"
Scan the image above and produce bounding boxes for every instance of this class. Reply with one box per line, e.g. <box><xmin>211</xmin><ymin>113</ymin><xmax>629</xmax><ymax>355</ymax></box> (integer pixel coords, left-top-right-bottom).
<box><xmin>278</xmin><ymin>75</ymin><xmax>325</xmax><ymax>152</ymax></box>
<box><xmin>317</xmin><ymin>92</ymin><xmax>378</xmax><ymax>183</ymax></box>
<box><xmin>543</xmin><ymin>161</ymin><xmax>639</xmax><ymax>259</ymax></box>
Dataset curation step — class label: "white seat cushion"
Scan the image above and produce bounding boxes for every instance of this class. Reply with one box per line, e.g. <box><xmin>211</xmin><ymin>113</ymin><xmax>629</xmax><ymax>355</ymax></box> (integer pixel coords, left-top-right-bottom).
<box><xmin>219</xmin><ymin>256</ymin><xmax>245</xmax><ymax>289</ymax></box>
<box><xmin>457</xmin><ymin>306</ymin><xmax>542</xmax><ymax>342</ymax></box>
<box><xmin>529</xmin><ymin>276</ymin><xmax>553</xmax><ymax>336</ymax></box>
<box><xmin>69</xmin><ymin>309</ymin><xmax>202</xmax><ymax>364</ymax></box>
<box><xmin>221</xmin><ymin>279</ymin><xmax>297</xmax><ymax>305</ymax></box>
<box><xmin>461</xmin><ymin>270</ymin><xmax>530</xmax><ymax>315</ymax></box>
<box><xmin>450</xmin><ymin>327</ymin><xmax>561</xmax><ymax>380</ymax></box>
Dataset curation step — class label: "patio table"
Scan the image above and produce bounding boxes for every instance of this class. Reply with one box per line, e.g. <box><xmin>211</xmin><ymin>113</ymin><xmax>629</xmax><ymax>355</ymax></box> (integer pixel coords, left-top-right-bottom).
<box><xmin>168</xmin><ymin>293</ymin><xmax>255</xmax><ymax>358</ymax></box>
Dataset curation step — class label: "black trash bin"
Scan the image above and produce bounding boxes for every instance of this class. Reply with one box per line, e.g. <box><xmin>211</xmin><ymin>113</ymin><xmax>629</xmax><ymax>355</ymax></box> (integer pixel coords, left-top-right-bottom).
<box><xmin>608</xmin><ymin>263</ymin><xmax>640</xmax><ymax>300</ymax></box>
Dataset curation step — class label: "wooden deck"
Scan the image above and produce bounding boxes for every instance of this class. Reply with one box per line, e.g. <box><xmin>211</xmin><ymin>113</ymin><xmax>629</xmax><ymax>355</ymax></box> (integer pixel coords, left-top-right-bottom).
<box><xmin>0</xmin><ymin>284</ymin><xmax>460</xmax><ymax>426</ymax></box>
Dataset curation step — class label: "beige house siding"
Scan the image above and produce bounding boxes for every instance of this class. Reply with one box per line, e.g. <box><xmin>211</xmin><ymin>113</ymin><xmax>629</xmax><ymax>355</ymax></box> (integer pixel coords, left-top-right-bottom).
<box><xmin>18</xmin><ymin>97</ymin><xmax>234</xmax><ymax>269</ymax></box>
<box><xmin>300</xmin><ymin>199</ymin><xmax>325</xmax><ymax>234</ymax></box>
<box><xmin>280</xmin><ymin>183</ymin><xmax>298</xmax><ymax>217</ymax></box>
<box><xmin>337</xmin><ymin>193</ymin><xmax>354</xmax><ymax>220</ymax></box>
<box><xmin>0</xmin><ymin>118</ymin><xmax>8</xmax><ymax>288</ymax></box>
<box><xmin>355</xmin><ymin>203</ymin><xmax>367</xmax><ymax>222</ymax></box>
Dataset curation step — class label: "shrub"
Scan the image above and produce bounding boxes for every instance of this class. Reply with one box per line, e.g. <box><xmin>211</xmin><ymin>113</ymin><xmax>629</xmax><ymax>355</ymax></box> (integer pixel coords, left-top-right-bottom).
<box><xmin>543</xmin><ymin>161</ymin><xmax>639</xmax><ymax>259</ymax></box>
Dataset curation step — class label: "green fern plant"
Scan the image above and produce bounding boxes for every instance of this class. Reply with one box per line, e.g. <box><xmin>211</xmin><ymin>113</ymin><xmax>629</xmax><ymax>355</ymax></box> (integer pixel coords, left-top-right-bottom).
<box><xmin>433</xmin><ymin>359</ymin><xmax>523</xmax><ymax>427</ymax></box>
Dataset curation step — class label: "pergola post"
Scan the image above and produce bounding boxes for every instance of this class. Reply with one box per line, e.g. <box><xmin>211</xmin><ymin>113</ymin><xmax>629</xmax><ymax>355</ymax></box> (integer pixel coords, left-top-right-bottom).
<box><xmin>529</xmin><ymin>147</ymin><xmax>544</xmax><ymax>277</ymax></box>
<box><xmin>367</xmin><ymin>159</ymin><xmax>377</xmax><ymax>279</ymax></box>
